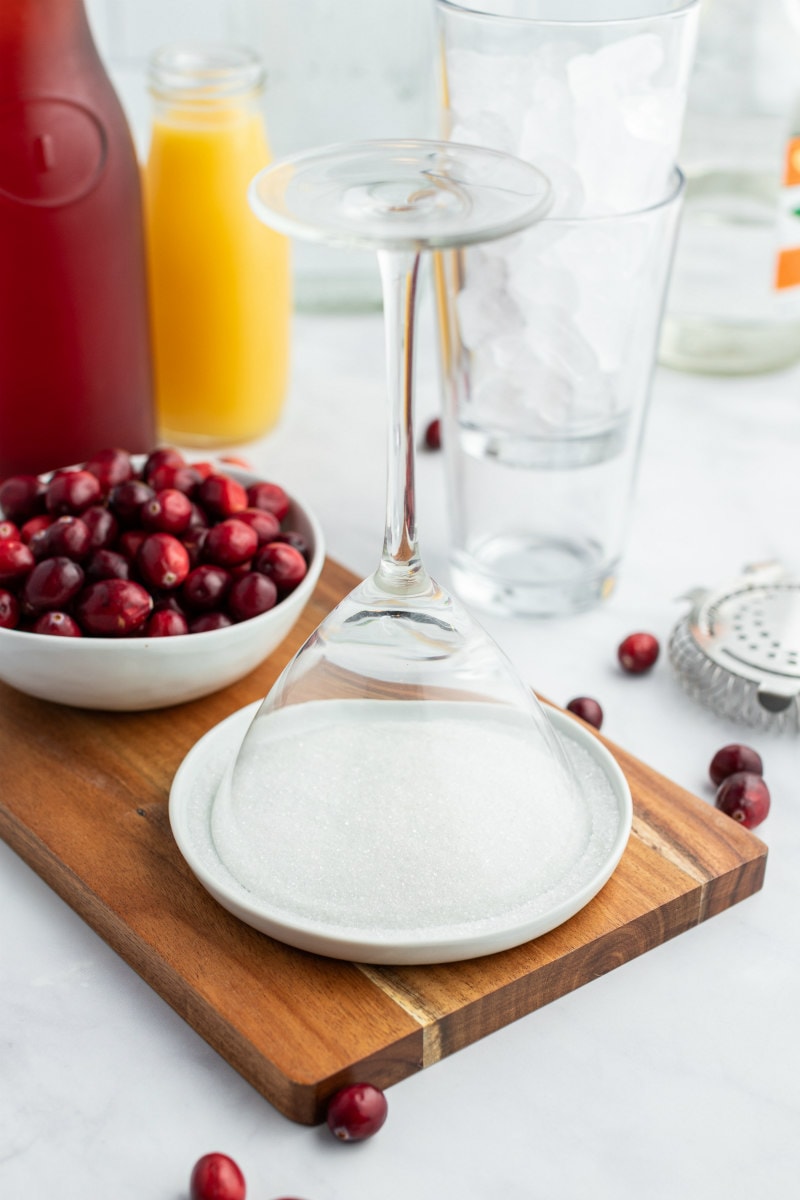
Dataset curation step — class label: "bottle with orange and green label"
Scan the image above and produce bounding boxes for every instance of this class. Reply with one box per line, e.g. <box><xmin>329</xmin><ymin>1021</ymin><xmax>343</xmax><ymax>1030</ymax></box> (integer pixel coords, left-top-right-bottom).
<box><xmin>144</xmin><ymin>46</ymin><xmax>290</xmax><ymax>446</ymax></box>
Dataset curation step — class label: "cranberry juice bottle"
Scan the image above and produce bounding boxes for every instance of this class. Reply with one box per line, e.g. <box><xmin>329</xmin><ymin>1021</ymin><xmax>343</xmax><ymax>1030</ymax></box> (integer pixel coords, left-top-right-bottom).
<box><xmin>0</xmin><ymin>0</ymin><xmax>155</xmax><ymax>479</ymax></box>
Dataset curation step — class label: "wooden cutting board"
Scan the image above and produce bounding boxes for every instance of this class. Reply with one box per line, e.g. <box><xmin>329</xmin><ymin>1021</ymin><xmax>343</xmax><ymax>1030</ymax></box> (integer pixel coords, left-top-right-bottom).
<box><xmin>0</xmin><ymin>557</ymin><xmax>768</xmax><ymax>1125</ymax></box>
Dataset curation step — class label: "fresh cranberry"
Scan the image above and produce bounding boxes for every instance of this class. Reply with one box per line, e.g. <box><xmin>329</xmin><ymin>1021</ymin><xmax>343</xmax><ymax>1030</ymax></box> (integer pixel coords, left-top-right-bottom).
<box><xmin>32</xmin><ymin>611</ymin><xmax>82</xmax><ymax>637</ymax></box>
<box><xmin>137</xmin><ymin>533</ymin><xmax>190</xmax><ymax>590</ymax></box>
<box><xmin>81</xmin><ymin>505</ymin><xmax>119</xmax><ymax>550</ymax></box>
<box><xmin>566</xmin><ymin>696</ymin><xmax>603</xmax><ymax>730</ymax></box>
<box><xmin>0</xmin><ymin>588</ymin><xmax>20</xmax><ymax>628</ymax></box>
<box><xmin>0</xmin><ymin>474</ymin><xmax>44</xmax><ymax>521</ymax></box>
<box><xmin>83</xmin><ymin>448</ymin><xmax>134</xmax><ymax>491</ymax></box>
<box><xmin>118</xmin><ymin>529</ymin><xmax>148</xmax><ymax>562</ymax></box>
<box><xmin>74</xmin><ymin>579</ymin><xmax>153</xmax><ymax>636</ymax></box>
<box><xmin>228</xmin><ymin>572</ymin><xmax>278</xmax><ymax>621</ymax></box>
<box><xmin>203</xmin><ymin>518</ymin><xmax>258</xmax><ymax>568</ymax></box>
<box><xmin>181</xmin><ymin>565</ymin><xmax>232</xmax><ymax>612</ymax></box>
<box><xmin>246</xmin><ymin>480</ymin><xmax>290</xmax><ymax>521</ymax></box>
<box><xmin>147</xmin><ymin>463</ymin><xmax>202</xmax><ymax>495</ymax></box>
<box><xmin>20</xmin><ymin>514</ymin><xmax>53</xmax><ymax>544</ymax></box>
<box><xmin>714</xmin><ymin>772</ymin><xmax>770</xmax><ymax>830</ymax></box>
<box><xmin>188</xmin><ymin>611</ymin><xmax>233</xmax><ymax>632</ymax></box>
<box><xmin>85</xmin><ymin>549</ymin><xmax>131</xmax><ymax>583</ymax></box>
<box><xmin>198</xmin><ymin>473</ymin><xmax>248</xmax><ymax>519</ymax></box>
<box><xmin>109</xmin><ymin>479</ymin><xmax>156</xmax><ymax>525</ymax></box>
<box><xmin>189</xmin><ymin>1152</ymin><xmax>245</xmax><ymax>1200</ymax></box>
<box><xmin>273</xmin><ymin>530</ymin><xmax>310</xmax><ymax>561</ymax></box>
<box><xmin>0</xmin><ymin>520</ymin><xmax>19</xmax><ymax>542</ymax></box>
<box><xmin>182</xmin><ymin>531</ymin><xmax>208</xmax><ymax>567</ymax></box>
<box><xmin>45</xmin><ymin>469</ymin><xmax>102</xmax><ymax>515</ymax></box>
<box><xmin>144</xmin><ymin>609</ymin><xmax>189</xmax><ymax>637</ymax></box>
<box><xmin>30</xmin><ymin>515</ymin><xmax>91</xmax><ymax>562</ymax></box>
<box><xmin>423</xmin><ymin>417</ymin><xmax>441</xmax><ymax>450</ymax></box>
<box><xmin>141</xmin><ymin>487</ymin><xmax>193</xmax><ymax>535</ymax></box>
<box><xmin>186</xmin><ymin>501</ymin><xmax>210</xmax><ymax>531</ymax></box>
<box><xmin>254</xmin><ymin>542</ymin><xmax>307</xmax><ymax>594</ymax></box>
<box><xmin>0</xmin><ymin>539</ymin><xmax>35</xmax><ymax>586</ymax></box>
<box><xmin>709</xmin><ymin>743</ymin><xmax>763</xmax><ymax>787</ymax></box>
<box><xmin>143</xmin><ymin>446</ymin><xmax>185</xmax><ymax>482</ymax></box>
<box><xmin>617</xmin><ymin>632</ymin><xmax>660</xmax><ymax>674</ymax></box>
<box><xmin>326</xmin><ymin>1082</ymin><xmax>388</xmax><ymax>1142</ymax></box>
<box><xmin>235</xmin><ymin>507</ymin><xmax>281</xmax><ymax>544</ymax></box>
<box><xmin>21</xmin><ymin>557</ymin><xmax>85</xmax><ymax>614</ymax></box>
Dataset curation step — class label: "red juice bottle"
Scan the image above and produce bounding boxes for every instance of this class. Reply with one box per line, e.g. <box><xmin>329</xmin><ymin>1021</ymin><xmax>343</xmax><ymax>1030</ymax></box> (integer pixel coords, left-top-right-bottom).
<box><xmin>0</xmin><ymin>0</ymin><xmax>155</xmax><ymax>479</ymax></box>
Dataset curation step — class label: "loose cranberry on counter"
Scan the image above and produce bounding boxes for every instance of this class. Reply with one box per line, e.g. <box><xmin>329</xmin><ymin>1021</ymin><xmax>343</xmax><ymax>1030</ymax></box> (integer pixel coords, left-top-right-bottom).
<box><xmin>254</xmin><ymin>542</ymin><xmax>308</xmax><ymax>594</ymax></box>
<box><xmin>74</xmin><ymin>579</ymin><xmax>153</xmax><ymax>636</ymax></box>
<box><xmin>246</xmin><ymin>480</ymin><xmax>290</xmax><ymax>521</ymax></box>
<box><xmin>189</xmin><ymin>1152</ymin><xmax>246</xmax><ymax>1200</ymax></box>
<box><xmin>326</xmin><ymin>1082</ymin><xmax>388</xmax><ymax>1142</ymax></box>
<box><xmin>423</xmin><ymin>416</ymin><xmax>441</xmax><ymax>450</ymax></box>
<box><xmin>709</xmin><ymin>743</ymin><xmax>763</xmax><ymax>787</ymax></box>
<box><xmin>715</xmin><ymin>772</ymin><xmax>770</xmax><ymax>829</ymax></box>
<box><xmin>566</xmin><ymin>696</ymin><xmax>603</xmax><ymax>730</ymax></box>
<box><xmin>617</xmin><ymin>631</ymin><xmax>660</xmax><ymax>674</ymax></box>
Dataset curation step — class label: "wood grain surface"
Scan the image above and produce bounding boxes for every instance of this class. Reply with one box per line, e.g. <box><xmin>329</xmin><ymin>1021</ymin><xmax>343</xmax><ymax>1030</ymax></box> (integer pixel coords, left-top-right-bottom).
<box><xmin>0</xmin><ymin>558</ymin><xmax>768</xmax><ymax>1124</ymax></box>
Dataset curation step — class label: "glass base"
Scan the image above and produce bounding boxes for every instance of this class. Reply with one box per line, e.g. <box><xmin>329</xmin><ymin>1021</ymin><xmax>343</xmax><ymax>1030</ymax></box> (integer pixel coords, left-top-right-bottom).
<box><xmin>660</xmin><ymin>313</ymin><xmax>800</xmax><ymax>376</ymax></box>
<box><xmin>450</xmin><ymin>537</ymin><xmax>617</xmax><ymax>618</ymax></box>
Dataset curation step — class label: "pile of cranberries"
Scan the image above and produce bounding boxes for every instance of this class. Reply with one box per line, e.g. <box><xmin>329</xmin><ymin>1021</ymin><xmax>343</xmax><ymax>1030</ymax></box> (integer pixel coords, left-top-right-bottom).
<box><xmin>0</xmin><ymin>447</ymin><xmax>310</xmax><ymax>639</ymax></box>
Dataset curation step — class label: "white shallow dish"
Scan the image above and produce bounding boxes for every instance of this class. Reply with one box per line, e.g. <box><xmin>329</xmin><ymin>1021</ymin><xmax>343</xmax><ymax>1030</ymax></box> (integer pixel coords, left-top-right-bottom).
<box><xmin>0</xmin><ymin>468</ymin><xmax>324</xmax><ymax>711</ymax></box>
<box><xmin>169</xmin><ymin>702</ymin><xmax>633</xmax><ymax>965</ymax></box>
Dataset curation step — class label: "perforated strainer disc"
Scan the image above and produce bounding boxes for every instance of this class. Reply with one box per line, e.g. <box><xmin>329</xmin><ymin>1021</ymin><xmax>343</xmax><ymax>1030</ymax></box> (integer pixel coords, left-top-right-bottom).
<box><xmin>668</xmin><ymin>562</ymin><xmax>800</xmax><ymax>733</ymax></box>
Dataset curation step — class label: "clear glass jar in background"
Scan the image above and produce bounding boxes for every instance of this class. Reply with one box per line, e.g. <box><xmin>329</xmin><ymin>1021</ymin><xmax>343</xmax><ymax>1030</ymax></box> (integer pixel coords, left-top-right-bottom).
<box><xmin>86</xmin><ymin>0</ymin><xmax>436</xmax><ymax>313</ymax></box>
<box><xmin>144</xmin><ymin>46</ymin><xmax>291</xmax><ymax>446</ymax></box>
<box><xmin>661</xmin><ymin>0</ymin><xmax>800</xmax><ymax>374</ymax></box>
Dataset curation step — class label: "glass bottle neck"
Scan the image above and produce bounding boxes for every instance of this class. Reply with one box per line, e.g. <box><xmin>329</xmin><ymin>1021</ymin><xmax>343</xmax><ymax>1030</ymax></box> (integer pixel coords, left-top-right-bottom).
<box><xmin>148</xmin><ymin>45</ymin><xmax>264</xmax><ymax>111</ymax></box>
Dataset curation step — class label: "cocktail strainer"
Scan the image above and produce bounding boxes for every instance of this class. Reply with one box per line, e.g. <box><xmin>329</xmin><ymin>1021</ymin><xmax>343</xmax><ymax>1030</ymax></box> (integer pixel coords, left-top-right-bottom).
<box><xmin>668</xmin><ymin>562</ymin><xmax>800</xmax><ymax>733</ymax></box>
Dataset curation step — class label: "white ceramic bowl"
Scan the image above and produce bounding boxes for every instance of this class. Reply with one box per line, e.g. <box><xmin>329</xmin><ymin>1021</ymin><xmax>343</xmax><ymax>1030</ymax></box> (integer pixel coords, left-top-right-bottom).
<box><xmin>0</xmin><ymin>468</ymin><xmax>325</xmax><ymax>711</ymax></box>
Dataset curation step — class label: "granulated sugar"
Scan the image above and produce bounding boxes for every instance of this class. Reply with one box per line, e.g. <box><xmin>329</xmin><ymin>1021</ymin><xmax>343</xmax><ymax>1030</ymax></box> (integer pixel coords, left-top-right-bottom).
<box><xmin>210</xmin><ymin>699</ymin><xmax>617</xmax><ymax>934</ymax></box>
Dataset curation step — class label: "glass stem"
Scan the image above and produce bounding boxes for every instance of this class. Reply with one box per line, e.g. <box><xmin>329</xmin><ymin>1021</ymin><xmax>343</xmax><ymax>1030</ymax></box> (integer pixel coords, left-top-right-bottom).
<box><xmin>376</xmin><ymin>248</ymin><xmax>429</xmax><ymax>595</ymax></box>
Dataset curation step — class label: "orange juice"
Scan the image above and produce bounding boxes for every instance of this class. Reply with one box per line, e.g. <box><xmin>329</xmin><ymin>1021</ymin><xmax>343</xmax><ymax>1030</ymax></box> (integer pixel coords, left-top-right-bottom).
<box><xmin>144</xmin><ymin>49</ymin><xmax>290</xmax><ymax>446</ymax></box>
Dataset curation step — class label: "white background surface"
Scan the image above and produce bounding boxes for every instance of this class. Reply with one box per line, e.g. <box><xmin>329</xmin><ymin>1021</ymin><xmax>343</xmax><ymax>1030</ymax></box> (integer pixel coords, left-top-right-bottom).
<box><xmin>2</xmin><ymin>297</ymin><xmax>800</xmax><ymax>1199</ymax></box>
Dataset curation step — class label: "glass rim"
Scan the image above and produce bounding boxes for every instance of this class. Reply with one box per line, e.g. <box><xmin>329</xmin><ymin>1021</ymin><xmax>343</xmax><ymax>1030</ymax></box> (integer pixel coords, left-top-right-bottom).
<box><xmin>147</xmin><ymin>43</ymin><xmax>265</xmax><ymax>100</ymax></box>
<box><xmin>435</xmin><ymin>0</ymin><xmax>699</xmax><ymax>28</ymax></box>
<box><xmin>544</xmin><ymin>165</ymin><xmax>685</xmax><ymax>224</ymax></box>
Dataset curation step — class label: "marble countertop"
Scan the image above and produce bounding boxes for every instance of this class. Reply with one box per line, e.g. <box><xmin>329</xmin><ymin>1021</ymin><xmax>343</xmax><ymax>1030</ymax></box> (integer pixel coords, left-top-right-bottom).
<box><xmin>2</xmin><ymin>300</ymin><xmax>799</xmax><ymax>1199</ymax></box>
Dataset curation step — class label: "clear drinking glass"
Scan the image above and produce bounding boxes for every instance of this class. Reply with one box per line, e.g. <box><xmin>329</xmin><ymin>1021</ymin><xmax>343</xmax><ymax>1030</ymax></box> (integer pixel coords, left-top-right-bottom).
<box><xmin>207</xmin><ymin>140</ymin><xmax>603</xmax><ymax>957</ymax></box>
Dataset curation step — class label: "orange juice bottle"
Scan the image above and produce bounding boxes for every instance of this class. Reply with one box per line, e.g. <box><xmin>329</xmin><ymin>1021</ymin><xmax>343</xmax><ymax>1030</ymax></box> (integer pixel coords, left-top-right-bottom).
<box><xmin>144</xmin><ymin>46</ymin><xmax>290</xmax><ymax>446</ymax></box>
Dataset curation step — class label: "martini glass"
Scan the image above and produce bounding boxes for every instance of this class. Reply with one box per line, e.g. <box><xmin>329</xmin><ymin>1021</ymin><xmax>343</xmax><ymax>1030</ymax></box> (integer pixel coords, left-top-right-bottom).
<box><xmin>209</xmin><ymin>140</ymin><xmax>595</xmax><ymax>958</ymax></box>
